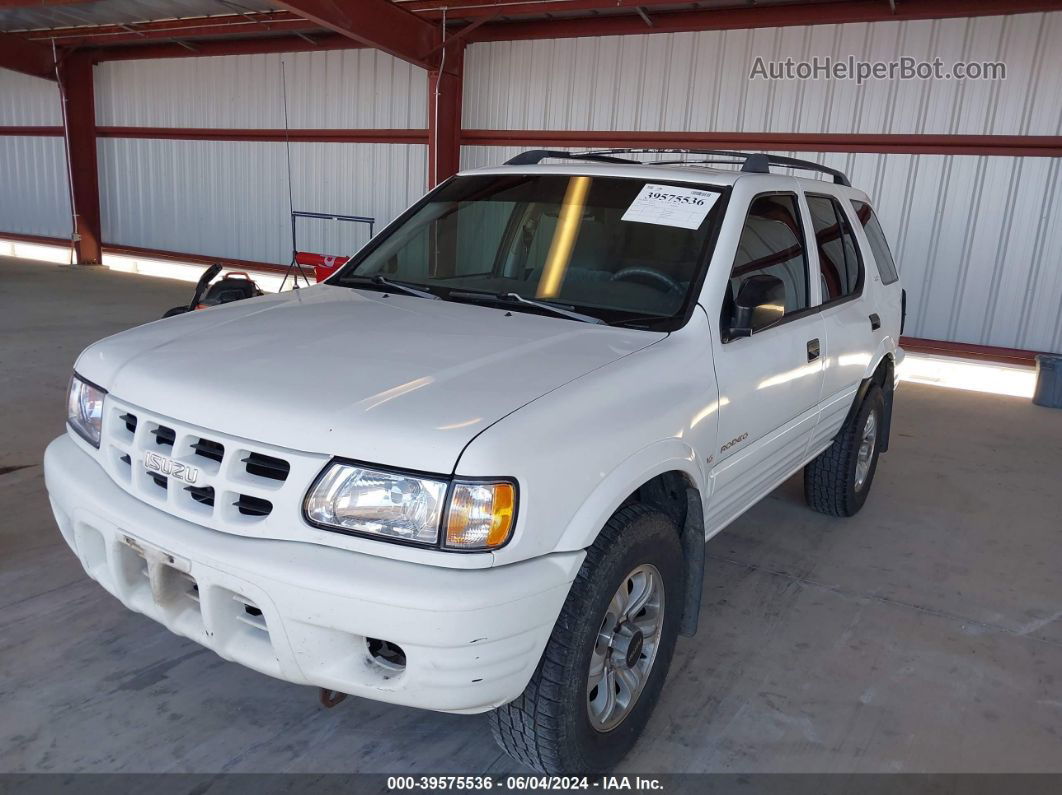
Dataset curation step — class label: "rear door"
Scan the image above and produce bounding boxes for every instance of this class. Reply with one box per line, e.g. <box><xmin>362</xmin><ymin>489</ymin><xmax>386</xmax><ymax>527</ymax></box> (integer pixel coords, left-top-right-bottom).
<box><xmin>706</xmin><ymin>191</ymin><xmax>826</xmax><ymax>532</ymax></box>
<box><xmin>804</xmin><ymin>192</ymin><xmax>878</xmax><ymax>450</ymax></box>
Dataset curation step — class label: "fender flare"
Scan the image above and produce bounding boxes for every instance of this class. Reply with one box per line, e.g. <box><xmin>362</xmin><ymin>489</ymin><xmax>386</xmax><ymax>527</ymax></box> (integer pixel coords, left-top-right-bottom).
<box><xmin>554</xmin><ymin>438</ymin><xmax>706</xmax><ymax>553</ymax></box>
<box><xmin>844</xmin><ymin>347</ymin><xmax>897</xmax><ymax>451</ymax></box>
<box><xmin>554</xmin><ymin>438</ymin><xmax>709</xmax><ymax>637</ymax></box>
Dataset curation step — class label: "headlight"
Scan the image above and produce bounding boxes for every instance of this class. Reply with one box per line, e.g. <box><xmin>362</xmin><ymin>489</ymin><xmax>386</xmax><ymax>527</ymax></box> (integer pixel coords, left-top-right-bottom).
<box><xmin>304</xmin><ymin>462</ymin><xmax>517</xmax><ymax>551</ymax></box>
<box><xmin>305</xmin><ymin>463</ymin><xmax>448</xmax><ymax>545</ymax></box>
<box><xmin>67</xmin><ymin>373</ymin><xmax>106</xmax><ymax>448</ymax></box>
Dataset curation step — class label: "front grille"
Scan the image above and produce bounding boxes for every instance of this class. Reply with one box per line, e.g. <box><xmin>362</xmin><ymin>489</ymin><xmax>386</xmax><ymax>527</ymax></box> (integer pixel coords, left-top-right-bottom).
<box><xmin>243</xmin><ymin>452</ymin><xmax>290</xmax><ymax>482</ymax></box>
<box><xmin>185</xmin><ymin>485</ymin><xmax>215</xmax><ymax>507</ymax></box>
<box><xmin>191</xmin><ymin>438</ymin><xmax>225</xmax><ymax>463</ymax></box>
<box><xmin>234</xmin><ymin>494</ymin><xmax>272</xmax><ymax>517</ymax></box>
<box><xmin>153</xmin><ymin>425</ymin><xmax>176</xmax><ymax>447</ymax></box>
<box><xmin>101</xmin><ymin>399</ymin><xmax>329</xmax><ymax>543</ymax></box>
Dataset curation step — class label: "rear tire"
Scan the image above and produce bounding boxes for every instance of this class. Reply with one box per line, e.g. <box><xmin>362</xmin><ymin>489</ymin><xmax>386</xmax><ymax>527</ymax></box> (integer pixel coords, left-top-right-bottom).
<box><xmin>804</xmin><ymin>383</ymin><xmax>885</xmax><ymax>517</ymax></box>
<box><xmin>489</xmin><ymin>505</ymin><xmax>683</xmax><ymax>773</ymax></box>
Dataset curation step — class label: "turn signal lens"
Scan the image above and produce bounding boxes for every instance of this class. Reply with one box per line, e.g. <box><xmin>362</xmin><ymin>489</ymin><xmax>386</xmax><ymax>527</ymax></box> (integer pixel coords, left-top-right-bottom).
<box><xmin>445</xmin><ymin>481</ymin><xmax>516</xmax><ymax>550</ymax></box>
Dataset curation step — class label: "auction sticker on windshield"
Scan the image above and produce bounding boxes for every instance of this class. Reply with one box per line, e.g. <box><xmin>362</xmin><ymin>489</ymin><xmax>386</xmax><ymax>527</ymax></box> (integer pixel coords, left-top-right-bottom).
<box><xmin>621</xmin><ymin>183</ymin><xmax>719</xmax><ymax>229</ymax></box>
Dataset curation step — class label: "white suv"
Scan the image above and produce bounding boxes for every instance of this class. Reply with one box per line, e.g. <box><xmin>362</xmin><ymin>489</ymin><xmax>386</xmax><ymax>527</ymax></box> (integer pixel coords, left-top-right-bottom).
<box><xmin>45</xmin><ymin>149</ymin><xmax>904</xmax><ymax>773</ymax></box>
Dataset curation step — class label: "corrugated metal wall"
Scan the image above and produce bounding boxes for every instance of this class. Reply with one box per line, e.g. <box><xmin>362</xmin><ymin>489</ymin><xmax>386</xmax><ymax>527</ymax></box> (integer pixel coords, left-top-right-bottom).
<box><xmin>92</xmin><ymin>51</ymin><xmax>429</xmax><ymax>265</ymax></box>
<box><xmin>0</xmin><ymin>69</ymin><xmax>72</xmax><ymax>238</ymax></box>
<box><xmin>464</xmin><ymin>13</ymin><xmax>1061</xmax><ymax>135</ymax></box>
<box><xmin>98</xmin><ymin>138</ymin><xmax>426</xmax><ymax>264</ymax></box>
<box><xmin>94</xmin><ymin>50</ymin><xmax>427</xmax><ymax>128</ymax></box>
<box><xmin>462</xmin><ymin>11</ymin><xmax>1062</xmax><ymax>352</ymax></box>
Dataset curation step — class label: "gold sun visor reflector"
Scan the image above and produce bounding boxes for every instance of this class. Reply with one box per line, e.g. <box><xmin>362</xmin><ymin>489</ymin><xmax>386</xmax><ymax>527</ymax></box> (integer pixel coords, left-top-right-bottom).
<box><xmin>536</xmin><ymin>176</ymin><xmax>592</xmax><ymax>299</ymax></box>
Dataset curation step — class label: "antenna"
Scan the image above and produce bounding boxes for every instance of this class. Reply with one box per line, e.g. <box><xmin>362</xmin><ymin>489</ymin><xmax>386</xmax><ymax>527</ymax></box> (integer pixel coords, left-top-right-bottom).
<box><xmin>278</xmin><ymin>58</ymin><xmax>312</xmax><ymax>291</ymax></box>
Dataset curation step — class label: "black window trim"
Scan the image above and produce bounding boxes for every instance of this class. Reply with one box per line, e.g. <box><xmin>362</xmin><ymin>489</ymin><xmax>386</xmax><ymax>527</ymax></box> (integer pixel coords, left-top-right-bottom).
<box><xmin>720</xmin><ymin>189</ymin><xmax>814</xmax><ymax>344</ymax></box>
<box><xmin>804</xmin><ymin>191</ymin><xmax>866</xmax><ymax>312</ymax></box>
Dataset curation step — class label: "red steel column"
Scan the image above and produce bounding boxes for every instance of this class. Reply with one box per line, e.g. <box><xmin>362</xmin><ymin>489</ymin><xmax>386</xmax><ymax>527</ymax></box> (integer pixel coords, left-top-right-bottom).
<box><xmin>427</xmin><ymin>42</ymin><xmax>463</xmax><ymax>188</ymax></box>
<box><xmin>59</xmin><ymin>51</ymin><xmax>103</xmax><ymax>264</ymax></box>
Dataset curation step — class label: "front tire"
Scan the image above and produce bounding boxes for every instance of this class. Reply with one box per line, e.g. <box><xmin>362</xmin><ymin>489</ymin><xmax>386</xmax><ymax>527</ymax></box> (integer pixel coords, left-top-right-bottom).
<box><xmin>804</xmin><ymin>383</ymin><xmax>885</xmax><ymax>517</ymax></box>
<box><xmin>489</xmin><ymin>505</ymin><xmax>684</xmax><ymax>773</ymax></box>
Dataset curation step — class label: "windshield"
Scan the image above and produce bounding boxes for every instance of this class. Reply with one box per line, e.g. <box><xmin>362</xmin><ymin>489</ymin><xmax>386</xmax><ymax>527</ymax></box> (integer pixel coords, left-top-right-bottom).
<box><xmin>334</xmin><ymin>174</ymin><xmax>725</xmax><ymax>328</ymax></box>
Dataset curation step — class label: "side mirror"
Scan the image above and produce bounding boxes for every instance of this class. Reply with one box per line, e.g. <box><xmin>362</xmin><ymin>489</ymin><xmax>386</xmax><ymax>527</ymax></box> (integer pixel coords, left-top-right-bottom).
<box><xmin>730</xmin><ymin>274</ymin><xmax>786</xmax><ymax>338</ymax></box>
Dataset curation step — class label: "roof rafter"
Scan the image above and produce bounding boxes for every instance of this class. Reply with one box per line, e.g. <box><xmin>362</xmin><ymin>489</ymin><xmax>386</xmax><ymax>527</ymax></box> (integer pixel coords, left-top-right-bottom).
<box><xmin>272</xmin><ymin>0</ymin><xmax>441</xmax><ymax>68</ymax></box>
<box><xmin>0</xmin><ymin>32</ymin><xmax>57</xmax><ymax>80</ymax></box>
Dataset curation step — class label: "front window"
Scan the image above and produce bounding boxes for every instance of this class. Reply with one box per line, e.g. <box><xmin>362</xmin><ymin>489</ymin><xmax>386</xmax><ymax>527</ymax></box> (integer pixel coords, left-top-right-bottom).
<box><xmin>334</xmin><ymin>174</ymin><xmax>725</xmax><ymax>328</ymax></box>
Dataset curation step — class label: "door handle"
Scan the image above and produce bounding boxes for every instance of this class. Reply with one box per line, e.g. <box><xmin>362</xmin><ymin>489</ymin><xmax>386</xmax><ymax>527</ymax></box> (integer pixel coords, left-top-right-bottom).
<box><xmin>869</xmin><ymin>313</ymin><xmax>881</xmax><ymax>331</ymax></box>
<box><xmin>807</xmin><ymin>338</ymin><xmax>820</xmax><ymax>362</ymax></box>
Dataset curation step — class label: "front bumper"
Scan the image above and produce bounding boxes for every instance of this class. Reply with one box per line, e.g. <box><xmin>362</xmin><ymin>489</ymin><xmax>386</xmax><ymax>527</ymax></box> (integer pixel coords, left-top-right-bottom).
<box><xmin>44</xmin><ymin>434</ymin><xmax>583</xmax><ymax>713</ymax></box>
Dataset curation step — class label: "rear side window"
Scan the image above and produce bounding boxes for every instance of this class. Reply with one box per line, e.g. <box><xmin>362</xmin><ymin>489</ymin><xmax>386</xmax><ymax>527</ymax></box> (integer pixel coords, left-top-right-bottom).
<box><xmin>806</xmin><ymin>194</ymin><xmax>863</xmax><ymax>303</ymax></box>
<box><xmin>851</xmin><ymin>200</ymin><xmax>899</xmax><ymax>284</ymax></box>
<box><xmin>728</xmin><ymin>193</ymin><xmax>809</xmax><ymax>314</ymax></box>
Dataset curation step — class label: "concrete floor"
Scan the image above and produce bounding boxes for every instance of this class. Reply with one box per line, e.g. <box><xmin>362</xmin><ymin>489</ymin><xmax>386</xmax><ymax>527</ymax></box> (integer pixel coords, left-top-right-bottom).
<box><xmin>2</xmin><ymin>257</ymin><xmax>1061</xmax><ymax>773</ymax></box>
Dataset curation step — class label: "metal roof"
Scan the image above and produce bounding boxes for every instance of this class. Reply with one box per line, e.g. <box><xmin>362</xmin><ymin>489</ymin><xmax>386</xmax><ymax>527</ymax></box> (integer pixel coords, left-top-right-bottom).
<box><xmin>0</xmin><ymin>1</ymin><xmax>275</xmax><ymax>33</ymax></box>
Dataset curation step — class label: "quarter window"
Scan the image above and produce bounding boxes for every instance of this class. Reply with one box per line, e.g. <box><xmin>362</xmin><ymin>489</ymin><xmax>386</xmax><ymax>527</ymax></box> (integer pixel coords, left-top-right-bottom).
<box><xmin>851</xmin><ymin>200</ymin><xmax>899</xmax><ymax>284</ymax></box>
<box><xmin>806</xmin><ymin>194</ymin><xmax>863</xmax><ymax>303</ymax></box>
<box><xmin>728</xmin><ymin>193</ymin><xmax>809</xmax><ymax>315</ymax></box>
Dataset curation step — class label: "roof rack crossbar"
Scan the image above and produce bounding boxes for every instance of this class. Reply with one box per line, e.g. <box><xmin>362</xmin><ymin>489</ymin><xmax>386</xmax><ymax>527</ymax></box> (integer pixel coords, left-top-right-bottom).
<box><xmin>503</xmin><ymin>148</ymin><xmax>851</xmax><ymax>187</ymax></box>
<box><xmin>503</xmin><ymin>149</ymin><xmax>641</xmax><ymax>166</ymax></box>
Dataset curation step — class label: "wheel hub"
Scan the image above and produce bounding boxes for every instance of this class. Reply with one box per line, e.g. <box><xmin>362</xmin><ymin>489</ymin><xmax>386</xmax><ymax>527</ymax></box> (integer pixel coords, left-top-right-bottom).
<box><xmin>610</xmin><ymin>624</ymin><xmax>645</xmax><ymax>669</ymax></box>
<box><xmin>586</xmin><ymin>563</ymin><xmax>665</xmax><ymax>732</ymax></box>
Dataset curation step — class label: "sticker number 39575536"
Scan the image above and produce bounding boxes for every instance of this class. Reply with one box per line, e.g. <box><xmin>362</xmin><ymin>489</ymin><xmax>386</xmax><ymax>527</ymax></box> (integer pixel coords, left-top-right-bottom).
<box><xmin>621</xmin><ymin>183</ymin><xmax>720</xmax><ymax>230</ymax></box>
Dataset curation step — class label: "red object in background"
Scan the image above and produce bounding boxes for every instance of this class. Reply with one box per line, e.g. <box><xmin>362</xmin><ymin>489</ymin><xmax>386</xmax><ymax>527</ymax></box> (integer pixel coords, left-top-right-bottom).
<box><xmin>295</xmin><ymin>251</ymin><xmax>348</xmax><ymax>282</ymax></box>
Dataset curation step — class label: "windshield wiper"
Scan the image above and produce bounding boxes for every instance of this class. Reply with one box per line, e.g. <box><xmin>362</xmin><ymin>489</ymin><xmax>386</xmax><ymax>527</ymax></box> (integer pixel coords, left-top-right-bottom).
<box><xmin>344</xmin><ymin>274</ymin><xmax>440</xmax><ymax>300</ymax></box>
<box><xmin>448</xmin><ymin>290</ymin><xmax>605</xmax><ymax>325</ymax></box>
<box><xmin>605</xmin><ymin>314</ymin><xmax>670</xmax><ymax>329</ymax></box>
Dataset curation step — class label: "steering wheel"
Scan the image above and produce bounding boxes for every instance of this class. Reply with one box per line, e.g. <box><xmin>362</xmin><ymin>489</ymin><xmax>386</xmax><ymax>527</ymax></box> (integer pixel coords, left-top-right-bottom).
<box><xmin>611</xmin><ymin>267</ymin><xmax>683</xmax><ymax>295</ymax></box>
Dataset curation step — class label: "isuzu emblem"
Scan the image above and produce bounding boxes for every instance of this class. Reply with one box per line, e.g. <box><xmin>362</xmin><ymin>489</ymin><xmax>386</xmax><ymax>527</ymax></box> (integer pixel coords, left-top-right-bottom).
<box><xmin>144</xmin><ymin>451</ymin><xmax>199</xmax><ymax>485</ymax></box>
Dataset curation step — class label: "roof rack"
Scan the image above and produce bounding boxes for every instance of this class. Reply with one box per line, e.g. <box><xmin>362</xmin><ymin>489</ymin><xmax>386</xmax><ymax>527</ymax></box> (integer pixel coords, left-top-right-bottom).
<box><xmin>503</xmin><ymin>148</ymin><xmax>851</xmax><ymax>187</ymax></box>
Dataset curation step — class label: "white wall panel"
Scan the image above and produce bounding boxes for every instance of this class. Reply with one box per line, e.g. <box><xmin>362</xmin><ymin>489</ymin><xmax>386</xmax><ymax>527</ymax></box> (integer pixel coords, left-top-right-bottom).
<box><xmin>461</xmin><ymin>146</ymin><xmax>1062</xmax><ymax>353</ymax></box>
<box><xmin>0</xmin><ymin>68</ymin><xmax>63</xmax><ymax>126</ymax></box>
<box><xmin>0</xmin><ymin>136</ymin><xmax>71</xmax><ymax>238</ymax></box>
<box><xmin>464</xmin><ymin>11</ymin><xmax>1062</xmax><ymax>136</ymax></box>
<box><xmin>98</xmin><ymin>138</ymin><xmax>426</xmax><ymax>265</ymax></box>
<box><xmin>95</xmin><ymin>50</ymin><xmax>428</xmax><ymax>129</ymax></box>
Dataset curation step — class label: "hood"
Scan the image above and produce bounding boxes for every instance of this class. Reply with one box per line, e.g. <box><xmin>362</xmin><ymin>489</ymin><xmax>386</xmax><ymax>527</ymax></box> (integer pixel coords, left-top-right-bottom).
<box><xmin>76</xmin><ymin>285</ymin><xmax>664</xmax><ymax>473</ymax></box>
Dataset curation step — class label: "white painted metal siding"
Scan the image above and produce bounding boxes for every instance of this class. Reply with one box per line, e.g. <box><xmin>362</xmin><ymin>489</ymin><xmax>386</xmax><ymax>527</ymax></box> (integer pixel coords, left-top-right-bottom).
<box><xmin>0</xmin><ymin>68</ymin><xmax>63</xmax><ymax>125</ymax></box>
<box><xmin>95</xmin><ymin>51</ymin><xmax>428</xmax><ymax>129</ymax></box>
<box><xmin>465</xmin><ymin>12</ymin><xmax>1062</xmax><ymax>136</ymax></box>
<box><xmin>0</xmin><ymin>69</ymin><xmax>71</xmax><ymax>238</ymax></box>
<box><xmin>0</xmin><ymin>135</ymin><xmax>72</xmax><ymax>238</ymax></box>
<box><xmin>98</xmin><ymin>138</ymin><xmax>426</xmax><ymax>265</ymax></box>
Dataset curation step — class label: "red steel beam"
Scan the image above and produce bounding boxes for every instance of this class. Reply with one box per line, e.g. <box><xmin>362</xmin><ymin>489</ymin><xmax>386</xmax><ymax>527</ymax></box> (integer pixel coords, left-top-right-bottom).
<box><xmin>94</xmin><ymin>127</ymin><xmax>427</xmax><ymax>143</ymax></box>
<box><xmin>462</xmin><ymin>129</ymin><xmax>1062</xmax><ymax>157</ymax></box>
<box><xmin>428</xmin><ymin>41</ymin><xmax>465</xmax><ymax>186</ymax></box>
<box><xmin>401</xmin><ymin>0</ymin><xmax>824</xmax><ymax>19</ymax></box>
<box><xmin>468</xmin><ymin>0</ymin><xmax>1062</xmax><ymax>40</ymax></box>
<box><xmin>0</xmin><ymin>33</ymin><xmax>57</xmax><ymax>80</ymax></box>
<box><xmin>88</xmin><ymin>33</ymin><xmax>361</xmax><ymax>62</ymax></box>
<box><xmin>0</xmin><ymin>125</ymin><xmax>63</xmax><ymax>136</ymax></box>
<box><xmin>57</xmin><ymin>51</ymin><xmax>102</xmax><ymax>264</ymax></box>
<box><xmin>273</xmin><ymin>0</ymin><xmax>440</xmax><ymax>68</ymax></box>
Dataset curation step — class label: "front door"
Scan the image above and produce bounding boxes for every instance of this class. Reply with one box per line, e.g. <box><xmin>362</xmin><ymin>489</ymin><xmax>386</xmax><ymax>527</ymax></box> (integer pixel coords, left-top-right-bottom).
<box><xmin>706</xmin><ymin>192</ymin><xmax>825</xmax><ymax>533</ymax></box>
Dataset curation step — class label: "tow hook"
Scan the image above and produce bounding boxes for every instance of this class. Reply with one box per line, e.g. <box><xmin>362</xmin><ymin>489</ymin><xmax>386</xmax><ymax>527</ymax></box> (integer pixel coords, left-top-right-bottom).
<box><xmin>319</xmin><ymin>688</ymin><xmax>348</xmax><ymax>708</ymax></box>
